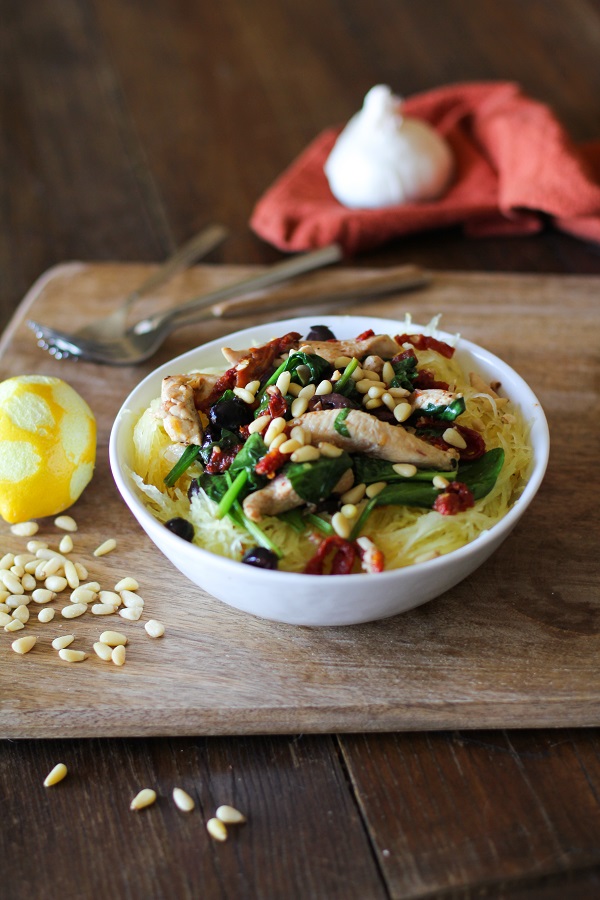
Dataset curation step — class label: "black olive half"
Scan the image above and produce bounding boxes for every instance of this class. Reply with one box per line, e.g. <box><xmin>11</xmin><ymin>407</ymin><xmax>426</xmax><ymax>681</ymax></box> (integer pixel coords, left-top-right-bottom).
<box><xmin>241</xmin><ymin>547</ymin><xmax>279</xmax><ymax>570</ymax></box>
<box><xmin>209</xmin><ymin>396</ymin><xmax>253</xmax><ymax>431</ymax></box>
<box><xmin>305</xmin><ymin>324</ymin><xmax>336</xmax><ymax>341</ymax></box>
<box><xmin>165</xmin><ymin>517</ymin><xmax>195</xmax><ymax>542</ymax></box>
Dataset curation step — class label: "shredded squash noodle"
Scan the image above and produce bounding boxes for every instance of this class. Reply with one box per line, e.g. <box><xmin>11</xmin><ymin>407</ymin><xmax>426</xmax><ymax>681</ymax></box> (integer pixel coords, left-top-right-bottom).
<box><xmin>128</xmin><ymin>323</ymin><xmax>533</xmax><ymax>574</ymax></box>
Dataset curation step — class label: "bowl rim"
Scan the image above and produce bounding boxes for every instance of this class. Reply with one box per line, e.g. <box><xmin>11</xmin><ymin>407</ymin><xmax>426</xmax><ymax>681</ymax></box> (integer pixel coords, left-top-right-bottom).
<box><xmin>109</xmin><ymin>313</ymin><xmax>550</xmax><ymax>583</ymax></box>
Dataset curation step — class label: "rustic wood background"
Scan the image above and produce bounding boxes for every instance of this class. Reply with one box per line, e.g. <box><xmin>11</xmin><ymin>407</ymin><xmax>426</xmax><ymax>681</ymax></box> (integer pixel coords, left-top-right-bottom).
<box><xmin>2</xmin><ymin>1</ymin><xmax>600</xmax><ymax>898</ymax></box>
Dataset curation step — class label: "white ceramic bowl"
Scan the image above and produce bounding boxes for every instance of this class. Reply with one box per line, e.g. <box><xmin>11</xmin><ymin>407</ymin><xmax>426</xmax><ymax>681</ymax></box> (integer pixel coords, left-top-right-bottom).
<box><xmin>109</xmin><ymin>315</ymin><xmax>549</xmax><ymax>626</ymax></box>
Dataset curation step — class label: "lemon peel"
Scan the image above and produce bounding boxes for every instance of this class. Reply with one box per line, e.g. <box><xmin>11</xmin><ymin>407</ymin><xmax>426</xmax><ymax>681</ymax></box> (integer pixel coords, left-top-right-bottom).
<box><xmin>0</xmin><ymin>375</ymin><xmax>96</xmax><ymax>523</ymax></box>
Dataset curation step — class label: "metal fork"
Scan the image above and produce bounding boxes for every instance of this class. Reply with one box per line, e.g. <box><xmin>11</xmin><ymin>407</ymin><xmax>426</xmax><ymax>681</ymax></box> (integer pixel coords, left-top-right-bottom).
<box><xmin>28</xmin><ymin>244</ymin><xmax>345</xmax><ymax>365</ymax></box>
<box><xmin>71</xmin><ymin>223</ymin><xmax>228</xmax><ymax>342</ymax></box>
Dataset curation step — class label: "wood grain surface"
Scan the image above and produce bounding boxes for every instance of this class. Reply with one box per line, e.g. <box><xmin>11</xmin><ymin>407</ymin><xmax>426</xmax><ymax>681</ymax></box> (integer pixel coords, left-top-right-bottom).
<box><xmin>1</xmin><ymin>262</ymin><xmax>598</xmax><ymax>738</ymax></box>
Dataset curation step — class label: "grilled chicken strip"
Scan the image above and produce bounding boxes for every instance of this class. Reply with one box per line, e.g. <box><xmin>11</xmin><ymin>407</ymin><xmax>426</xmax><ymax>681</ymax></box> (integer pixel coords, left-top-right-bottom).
<box><xmin>221</xmin><ymin>333</ymin><xmax>401</xmax><ymax>366</ymax></box>
<box><xmin>159</xmin><ymin>373</ymin><xmax>219</xmax><ymax>444</ymax></box>
<box><xmin>411</xmin><ymin>389</ymin><xmax>461</xmax><ymax>413</ymax></box>
<box><xmin>291</xmin><ymin>409</ymin><xmax>459</xmax><ymax>470</ymax></box>
<box><xmin>243</xmin><ymin>468</ymin><xmax>353</xmax><ymax>522</ymax></box>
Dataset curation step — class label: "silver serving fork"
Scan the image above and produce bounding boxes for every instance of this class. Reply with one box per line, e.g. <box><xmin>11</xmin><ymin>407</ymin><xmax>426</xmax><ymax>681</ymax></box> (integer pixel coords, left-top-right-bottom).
<box><xmin>28</xmin><ymin>244</ymin><xmax>345</xmax><ymax>366</ymax></box>
<box><xmin>60</xmin><ymin>223</ymin><xmax>229</xmax><ymax>343</ymax></box>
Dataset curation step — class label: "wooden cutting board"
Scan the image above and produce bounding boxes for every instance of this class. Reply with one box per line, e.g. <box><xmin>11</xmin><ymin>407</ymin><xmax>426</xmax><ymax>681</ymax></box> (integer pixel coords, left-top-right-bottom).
<box><xmin>1</xmin><ymin>262</ymin><xmax>598</xmax><ymax>738</ymax></box>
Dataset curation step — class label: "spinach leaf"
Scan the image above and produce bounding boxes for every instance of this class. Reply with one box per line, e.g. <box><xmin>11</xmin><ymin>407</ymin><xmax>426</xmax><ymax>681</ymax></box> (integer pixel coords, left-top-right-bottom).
<box><xmin>334</xmin><ymin>408</ymin><xmax>351</xmax><ymax>437</ymax></box>
<box><xmin>415</xmin><ymin>396</ymin><xmax>466</xmax><ymax>422</ymax></box>
<box><xmin>229</xmin><ymin>432</ymin><xmax>269</xmax><ymax>489</ymax></box>
<box><xmin>286</xmin><ymin>452</ymin><xmax>352</xmax><ymax>505</ymax></box>
<box><xmin>258</xmin><ymin>352</ymin><xmax>332</xmax><ymax>401</ymax></box>
<box><xmin>198</xmin><ymin>427</ymin><xmax>240</xmax><ymax>466</ymax></box>
<box><xmin>390</xmin><ymin>354</ymin><xmax>418</xmax><ymax>391</ymax></box>
<box><xmin>164</xmin><ymin>444</ymin><xmax>200</xmax><ymax>487</ymax></box>
<box><xmin>353</xmin><ymin>455</ymin><xmax>458</xmax><ymax>485</ymax></box>
<box><xmin>457</xmin><ymin>447</ymin><xmax>505</xmax><ymax>500</ymax></box>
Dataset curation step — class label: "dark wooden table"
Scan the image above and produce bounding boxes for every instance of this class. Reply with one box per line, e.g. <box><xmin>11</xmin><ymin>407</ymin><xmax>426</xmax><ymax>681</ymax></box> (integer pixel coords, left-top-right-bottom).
<box><xmin>2</xmin><ymin>2</ymin><xmax>600</xmax><ymax>897</ymax></box>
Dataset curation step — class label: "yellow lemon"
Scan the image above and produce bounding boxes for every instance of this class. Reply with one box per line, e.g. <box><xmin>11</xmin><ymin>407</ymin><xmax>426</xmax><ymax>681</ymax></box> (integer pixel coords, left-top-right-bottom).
<box><xmin>0</xmin><ymin>375</ymin><xmax>96</xmax><ymax>523</ymax></box>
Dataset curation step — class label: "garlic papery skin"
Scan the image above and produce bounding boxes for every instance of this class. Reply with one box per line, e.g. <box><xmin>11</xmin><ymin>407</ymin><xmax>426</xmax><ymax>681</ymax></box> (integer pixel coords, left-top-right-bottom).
<box><xmin>324</xmin><ymin>85</ymin><xmax>454</xmax><ymax>209</ymax></box>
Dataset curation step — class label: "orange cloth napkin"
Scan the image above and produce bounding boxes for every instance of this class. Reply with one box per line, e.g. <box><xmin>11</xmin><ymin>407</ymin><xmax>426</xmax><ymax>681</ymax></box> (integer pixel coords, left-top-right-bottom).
<box><xmin>250</xmin><ymin>82</ymin><xmax>600</xmax><ymax>254</ymax></box>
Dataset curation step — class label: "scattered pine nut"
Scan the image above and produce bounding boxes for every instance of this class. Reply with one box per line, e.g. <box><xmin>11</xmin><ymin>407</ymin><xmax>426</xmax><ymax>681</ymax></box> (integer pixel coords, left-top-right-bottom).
<box><xmin>248</xmin><ymin>415</ymin><xmax>270</xmax><ymax>435</ymax></box>
<box><xmin>38</xmin><ymin>608</ymin><xmax>55</xmax><ymax>623</ymax></box>
<box><xmin>366</xmin><ymin>481</ymin><xmax>387</xmax><ymax>499</ymax></box>
<box><xmin>290</xmin><ymin>396</ymin><xmax>309</xmax><ymax>417</ymax></box>
<box><xmin>70</xmin><ymin>588</ymin><xmax>96</xmax><ymax>605</ymax></box>
<box><xmin>99</xmin><ymin>631</ymin><xmax>127</xmax><ymax>647</ymax></box>
<box><xmin>216</xmin><ymin>805</ymin><xmax>247</xmax><ymax>825</ymax></box>
<box><xmin>341</xmin><ymin>503</ymin><xmax>358</xmax><ymax>519</ymax></box>
<box><xmin>332</xmin><ymin>512</ymin><xmax>352</xmax><ymax>539</ymax></box>
<box><xmin>74</xmin><ymin>563</ymin><xmax>88</xmax><ymax>580</ymax></box>
<box><xmin>267</xmin><ymin>432</ymin><xmax>287</xmax><ymax>451</ymax></box>
<box><xmin>318</xmin><ymin>442</ymin><xmax>343</xmax><ymax>458</ymax></box>
<box><xmin>64</xmin><ymin>560</ymin><xmax>80</xmax><ymax>589</ymax></box>
<box><xmin>100</xmin><ymin>591</ymin><xmax>121</xmax><ymax>606</ymax></box>
<box><xmin>315</xmin><ymin>379</ymin><xmax>333</xmax><ymax>396</ymax></box>
<box><xmin>244</xmin><ymin>380</ymin><xmax>261</xmax><ymax>395</ymax></box>
<box><xmin>58</xmin><ymin>648</ymin><xmax>88</xmax><ymax>662</ymax></box>
<box><xmin>275</xmin><ymin>371</ymin><xmax>291</xmax><ymax>395</ymax></box>
<box><xmin>59</xmin><ymin>535</ymin><xmax>74</xmax><ymax>554</ymax></box>
<box><xmin>382</xmin><ymin>361</ymin><xmax>395</xmax><ymax>383</ymax></box>
<box><xmin>442</xmin><ymin>427</ymin><xmax>467</xmax><ymax>449</ymax></box>
<box><xmin>433</xmin><ymin>475</ymin><xmax>450</xmax><ymax>489</ymax></box>
<box><xmin>392</xmin><ymin>463</ymin><xmax>417</xmax><ymax>477</ymax></box>
<box><xmin>94</xmin><ymin>539</ymin><xmax>117</xmax><ymax>558</ymax></box>
<box><xmin>130</xmin><ymin>789</ymin><xmax>156</xmax><ymax>811</ymax></box>
<box><xmin>6</xmin><ymin>594</ymin><xmax>29</xmax><ymax>608</ymax></box>
<box><xmin>206</xmin><ymin>817</ymin><xmax>228</xmax><ymax>841</ymax></box>
<box><xmin>393</xmin><ymin>402</ymin><xmax>412</xmax><ymax>423</ymax></box>
<box><xmin>12</xmin><ymin>604</ymin><xmax>30</xmax><ymax>623</ymax></box>
<box><xmin>21</xmin><ymin>573</ymin><xmax>36</xmax><ymax>591</ymax></box>
<box><xmin>290</xmin><ymin>445</ymin><xmax>320</xmax><ymax>464</ymax></box>
<box><xmin>27</xmin><ymin>540</ymin><xmax>48</xmax><ymax>553</ymax></box>
<box><xmin>233</xmin><ymin>386</ymin><xmax>255</xmax><ymax>405</ymax></box>
<box><xmin>44</xmin><ymin>763</ymin><xmax>67</xmax><ymax>787</ymax></box>
<box><xmin>114</xmin><ymin>578</ymin><xmax>138</xmax><ymax>592</ymax></box>
<box><xmin>340</xmin><ymin>483</ymin><xmax>367</xmax><ymax>505</ymax></box>
<box><xmin>54</xmin><ymin>515</ymin><xmax>78</xmax><ymax>532</ymax></box>
<box><xmin>11</xmin><ymin>521</ymin><xmax>39</xmax><ymax>537</ymax></box>
<box><xmin>1</xmin><ymin>572</ymin><xmax>24</xmax><ymax>594</ymax></box>
<box><xmin>32</xmin><ymin>589</ymin><xmax>55</xmax><ymax>604</ymax></box>
<box><xmin>4</xmin><ymin>619</ymin><xmax>24</xmax><ymax>632</ymax></box>
<box><xmin>279</xmin><ymin>438</ymin><xmax>302</xmax><ymax>456</ymax></box>
<box><xmin>12</xmin><ymin>635</ymin><xmax>36</xmax><ymax>654</ymax></box>
<box><xmin>62</xmin><ymin>603</ymin><xmax>87</xmax><ymax>619</ymax></box>
<box><xmin>119</xmin><ymin>607</ymin><xmax>142</xmax><ymax>622</ymax></box>
<box><xmin>0</xmin><ymin>553</ymin><xmax>15</xmax><ymax>569</ymax></box>
<box><xmin>263</xmin><ymin>416</ymin><xmax>287</xmax><ymax>446</ymax></box>
<box><xmin>111</xmin><ymin>645</ymin><xmax>126</xmax><ymax>666</ymax></box>
<box><xmin>144</xmin><ymin>620</ymin><xmax>165</xmax><ymax>638</ymax></box>
<box><xmin>46</xmin><ymin>575</ymin><xmax>68</xmax><ymax>593</ymax></box>
<box><xmin>93</xmin><ymin>641</ymin><xmax>114</xmax><ymax>661</ymax></box>
<box><xmin>92</xmin><ymin>603</ymin><xmax>118</xmax><ymax>616</ymax></box>
<box><xmin>52</xmin><ymin>634</ymin><xmax>75</xmax><ymax>651</ymax></box>
<box><xmin>172</xmin><ymin>788</ymin><xmax>195</xmax><ymax>812</ymax></box>
<box><xmin>0</xmin><ymin>612</ymin><xmax>12</xmax><ymax>627</ymax></box>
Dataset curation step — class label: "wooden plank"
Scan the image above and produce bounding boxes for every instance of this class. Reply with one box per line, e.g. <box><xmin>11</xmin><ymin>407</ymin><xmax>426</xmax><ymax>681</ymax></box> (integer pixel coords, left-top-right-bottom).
<box><xmin>0</xmin><ymin>734</ymin><xmax>386</xmax><ymax>900</ymax></box>
<box><xmin>0</xmin><ymin>263</ymin><xmax>599</xmax><ymax>738</ymax></box>
<box><xmin>338</xmin><ymin>729</ymin><xmax>600</xmax><ymax>898</ymax></box>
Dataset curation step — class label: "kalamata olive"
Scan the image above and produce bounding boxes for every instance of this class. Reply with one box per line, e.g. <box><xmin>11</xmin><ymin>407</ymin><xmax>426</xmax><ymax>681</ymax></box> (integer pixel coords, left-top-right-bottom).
<box><xmin>165</xmin><ymin>517</ymin><xmax>195</xmax><ymax>541</ymax></box>
<box><xmin>305</xmin><ymin>324</ymin><xmax>336</xmax><ymax>341</ymax></box>
<box><xmin>241</xmin><ymin>547</ymin><xmax>279</xmax><ymax>570</ymax></box>
<box><xmin>308</xmin><ymin>392</ymin><xmax>360</xmax><ymax>411</ymax></box>
<box><xmin>209</xmin><ymin>396</ymin><xmax>253</xmax><ymax>430</ymax></box>
<box><xmin>187</xmin><ymin>479</ymin><xmax>201</xmax><ymax>501</ymax></box>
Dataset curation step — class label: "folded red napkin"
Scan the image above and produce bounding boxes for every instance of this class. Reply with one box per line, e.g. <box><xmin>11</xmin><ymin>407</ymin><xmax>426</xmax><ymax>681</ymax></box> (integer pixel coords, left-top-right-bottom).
<box><xmin>250</xmin><ymin>82</ymin><xmax>600</xmax><ymax>254</ymax></box>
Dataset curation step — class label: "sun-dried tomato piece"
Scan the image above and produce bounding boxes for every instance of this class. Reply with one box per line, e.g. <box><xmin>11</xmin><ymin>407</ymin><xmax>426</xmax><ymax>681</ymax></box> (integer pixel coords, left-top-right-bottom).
<box><xmin>355</xmin><ymin>328</ymin><xmax>375</xmax><ymax>341</ymax></box>
<box><xmin>304</xmin><ymin>536</ymin><xmax>357</xmax><ymax>575</ymax></box>
<box><xmin>197</xmin><ymin>367</ymin><xmax>237</xmax><ymax>412</ymax></box>
<box><xmin>433</xmin><ymin>481</ymin><xmax>474</xmax><ymax>516</ymax></box>
<box><xmin>455</xmin><ymin>425</ymin><xmax>486</xmax><ymax>461</ymax></box>
<box><xmin>414</xmin><ymin>369</ymin><xmax>449</xmax><ymax>390</ymax></box>
<box><xmin>396</xmin><ymin>333</ymin><xmax>455</xmax><ymax>358</ymax></box>
<box><xmin>255</xmin><ymin>447</ymin><xmax>287</xmax><ymax>479</ymax></box>
<box><xmin>265</xmin><ymin>385</ymin><xmax>288</xmax><ymax>418</ymax></box>
<box><xmin>235</xmin><ymin>332</ymin><xmax>301</xmax><ymax>388</ymax></box>
<box><xmin>204</xmin><ymin>444</ymin><xmax>242</xmax><ymax>474</ymax></box>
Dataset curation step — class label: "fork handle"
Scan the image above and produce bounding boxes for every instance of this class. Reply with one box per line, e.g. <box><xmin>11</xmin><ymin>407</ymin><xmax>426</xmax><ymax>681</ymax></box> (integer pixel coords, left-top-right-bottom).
<box><xmin>132</xmin><ymin>244</ymin><xmax>344</xmax><ymax>334</ymax></box>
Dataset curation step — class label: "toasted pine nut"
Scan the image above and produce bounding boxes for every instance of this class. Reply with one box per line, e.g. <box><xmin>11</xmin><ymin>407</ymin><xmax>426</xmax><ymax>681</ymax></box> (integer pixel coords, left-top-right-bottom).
<box><xmin>264</xmin><ymin>416</ymin><xmax>287</xmax><ymax>446</ymax></box>
<box><xmin>52</xmin><ymin>634</ymin><xmax>75</xmax><ymax>650</ymax></box>
<box><xmin>119</xmin><ymin>607</ymin><xmax>142</xmax><ymax>621</ymax></box>
<box><xmin>392</xmin><ymin>463</ymin><xmax>418</xmax><ymax>477</ymax></box>
<box><xmin>341</xmin><ymin>504</ymin><xmax>358</xmax><ymax>519</ymax></box>
<box><xmin>287</xmin><ymin>382</ymin><xmax>301</xmax><ymax>397</ymax></box>
<box><xmin>58</xmin><ymin>648</ymin><xmax>87</xmax><ymax>662</ymax></box>
<box><xmin>290</xmin><ymin>445</ymin><xmax>320</xmax><ymax>463</ymax></box>
<box><xmin>248</xmin><ymin>414</ymin><xmax>271</xmax><ymax>435</ymax></box>
<box><xmin>388</xmin><ymin>386</ymin><xmax>410</xmax><ymax>398</ymax></box>
<box><xmin>216</xmin><ymin>805</ymin><xmax>247</xmax><ymax>825</ymax></box>
<box><xmin>290</xmin><ymin>396</ymin><xmax>308</xmax><ymax>418</ymax></box>
<box><xmin>381</xmin><ymin>392</ymin><xmax>396</xmax><ymax>410</ymax></box>
<box><xmin>356</xmin><ymin>379</ymin><xmax>374</xmax><ymax>394</ymax></box>
<box><xmin>332</xmin><ymin>512</ymin><xmax>352</xmax><ymax>539</ymax></box>
<box><xmin>38</xmin><ymin>608</ymin><xmax>55</xmax><ymax>623</ymax></box>
<box><xmin>59</xmin><ymin>535</ymin><xmax>74</xmax><ymax>554</ymax></box>
<box><xmin>112</xmin><ymin>644</ymin><xmax>126</xmax><ymax>666</ymax></box>
<box><xmin>319</xmin><ymin>442</ymin><xmax>343</xmax><ymax>458</ymax></box>
<box><xmin>94</xmin><ymin>539</ymin><xmax>117</xmax><ymax>558</ymax></box>
<box><xmin>44</xmin><ymin>763</ymin><xmax>67</xmax><ymax>787</ymax></box>
<box><xmin>206</xmin><ymin>817</ymin><xmax>228</xmax><ymax>841</ymax></box>
<box><xmin>275</xmin><ymin>371</ymin><xmax>291</xmax><ymax>395</ymax></box>
<box><xmin>130</xmin><ymin>789</ymin><xmax>156</xmax><ymax>811</ymax></box>
<box><xmin>114</xmin><ymin>578</ymin><xmax>138</xmax><ymax>592</ymax></box>
<box><xmin>382</xmin><ymin>361</ymin><xmax>395</xmax><ymax>383</ymax></box>
<box><xmin>290</xmin><ymin>425</ymin><xmax>308</xmax><ymax>445</ymax></box>
<box><xmin>350</xmin><ymin>366</ymin><xmax>364</xmax><ymax>381</ymax></box>
<box><xmin>54</xmin><ymin>515</ymin><xmax>77</xmax><ymax>532</ymax></box>
<box><xmin>340</xmin><ymin>483</ymin><xmax>367</xmax><ymax>505</ymax></box>
<box><xmin>46</xmin><ymin>575</ymin><xmax>68</xmax><ymax>593</ymax></box>
<box><xmin>11</xmin><ymin>521</ymin><xmax>39</xmax><ymax>537</ymax></box>
<box><xmin>279</xmin><ymin>438</ymin><xmax>302</xmax><ymax>456</ymax></box>
<box><xmin>62</xmin><ymin>603</ymin><xmax>87</xmax><ymax>619</ymax></box>
<box><xmin>99</xmin><ymin>631</ymin><xmax>128</xmax><ymax>647</ymax></box>
<box><xmin>233</xmin><ymin>386</ymin><xmax>255</xmax><ymax>405</ymax></box>
<box><xmin>12</xmin><ymin>604</ymin><xmax>30</xmax><ymax>623</ymax></box>
<box><xmin>334</xmin><ymin>355</ymin><xmax>352</xmax><ymax>369</ymax></box>
<box><xmin>173</xmin><ymin>788</ymin><xmax>195</xmax><ymax>812</ymax></box>
<box><xmin>367</xmin><ymin>385</ymin><xmax>385</xmax><ymax>399</ymax></box>
<box><xmin>32</xmin><ymin>589</ymin><xmax>56</xmax><ymax>604</ymax></box>
<box><xmin>364</xmin><ymin>398</ymin><xmax>383</xmax><ymax>410</ymax></box>
<box><xmin>12</xmin><ymin>635</ymin><xmax>36</xmax><ymax>654</ymax></box>
<box><xmin>315</xmin><ymin>380</ymin><xmax>333</xmax><ymax>396</ymax></box>
<box><xmin>442</xmin><ymin>427</ymin><xmax>467</xmax><ymax>449</ymax></box>
<box><xmin>245</xmin><ymin>380</ymin><xmax>261</xmax><ymax>394</ymax></box>
<box><xmin>433</xmin><ymin>475</ymin><xmax>450</xmax><ymax>489</ymax></box>
<box><xmin>93</xmin><ymin>641</ymin><xmax>114</xmax><ymax>661</ymax></box>
<box><xmin>366</xmin><ymin>481</ymin><xmax>387</xmax><ymax>498</ymax></box>
<box><xmin>393</xmin><ymin>402</ymin><xmax>412</xmax><ymax>423</ymax></box>
<box><xmin>268</xmin><ymin>432</ymin><xmax>287</xmax><ymax>451</ymax></box>
<box><xmin>298</xmin><ymin>383</ymin><xmax>316</xmax><ymax>399</ymax></box>
<box><xmin>361</xmin><ymin>369</ymin><xmax>381</xmax><ymax>382</ymax></box>
<box><xmin>145</xmin><ymin>620</ymin><xmax>165</xmax><ymax>638</ymax></box>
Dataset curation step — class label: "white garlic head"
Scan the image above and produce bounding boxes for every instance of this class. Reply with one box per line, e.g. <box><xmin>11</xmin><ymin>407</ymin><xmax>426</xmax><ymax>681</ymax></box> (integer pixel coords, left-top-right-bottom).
<box><xmin>324</xmin><ymin>85</ymin><xmax>454</xmax><ymax>209</ymax></box>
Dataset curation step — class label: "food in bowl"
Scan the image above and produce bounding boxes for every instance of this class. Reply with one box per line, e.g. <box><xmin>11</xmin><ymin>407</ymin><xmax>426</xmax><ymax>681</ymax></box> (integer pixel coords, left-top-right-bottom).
<box><xmin>125</xmin><ymin>316</ymin><xmax>535</xmax><ymax>576</ymax></box>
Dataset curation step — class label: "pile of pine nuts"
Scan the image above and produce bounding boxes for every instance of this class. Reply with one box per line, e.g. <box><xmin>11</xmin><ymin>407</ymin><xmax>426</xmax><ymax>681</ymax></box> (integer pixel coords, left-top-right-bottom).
<box><xmin>1</xmin><ymin>516</ymin><xmax>164</xmax><ymax>664</ymax></box>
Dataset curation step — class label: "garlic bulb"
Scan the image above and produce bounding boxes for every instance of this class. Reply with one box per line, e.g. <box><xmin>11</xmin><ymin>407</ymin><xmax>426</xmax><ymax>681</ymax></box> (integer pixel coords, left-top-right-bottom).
<box><xmin>324</xmin><ymin>85</ymin><xmax>454</xmax><ymax>209</ymax></box>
